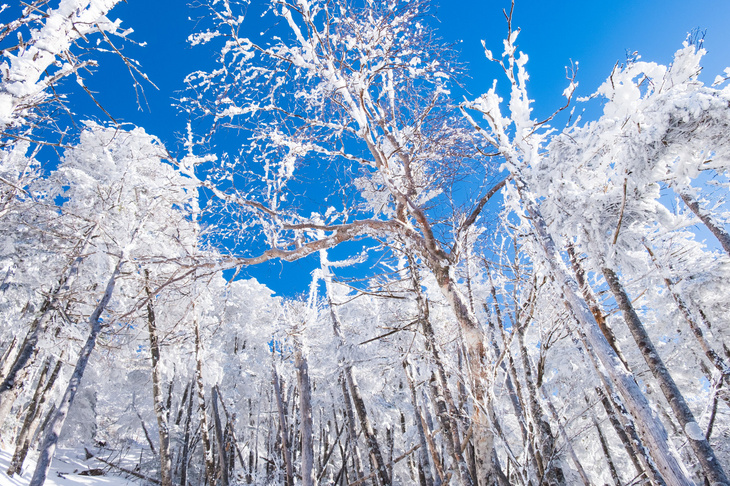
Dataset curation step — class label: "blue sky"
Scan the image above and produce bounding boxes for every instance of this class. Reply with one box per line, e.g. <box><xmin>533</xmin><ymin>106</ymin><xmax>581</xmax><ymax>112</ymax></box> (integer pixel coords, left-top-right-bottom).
<box><xmin>86</xmin><ymin>0</ymin><xmax>730</xmax><ymax>146</ymax></box>
<box><xmin>40</xmin><ymin>0</ymin><xmax>730</xmax><ymax>296</ymax></box>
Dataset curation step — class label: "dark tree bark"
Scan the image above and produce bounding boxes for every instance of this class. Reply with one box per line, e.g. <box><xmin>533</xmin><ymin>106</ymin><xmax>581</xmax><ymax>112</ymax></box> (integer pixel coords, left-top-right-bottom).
<box><xmin>211</xmin><ymin>386</ymin><xmax>229</xmax><ymax>486</ymax></box>
<box><xmin>272</xmin><ymin>365</ymin><xmax>294</xmax><ymax>486</ymax></box>
<box><xmin>145</xmin><ymin>270</ymin><xmax>173</xmax><ymax>486</ymax></box>
<box><xmin>7</xmin><ymin>356</ymin><xmax>60</xmax><ymax>476</ymax></box>
<box><xmin>30</xmin><ymin>256</ymin><xmax>122</xmax><ymax>486</ymax></box>
<box><xmin>295</xmin><ymin>344</ymin><xmax>315</xmax><ymax>486</ymax></box>
<box><xmin>0</xmin><ymin>223</ymin><xmax>96</xmax><ymax>428</ymax></box>
<box><xmin>602</xmin><ymin>266</ymin><xmax>729</xmax><ymax>486</ymax></box>
<box><xmin>194</xmin><ymin>315</ymin><xmax>216</xmax><ymax>485</ymax></box>
<box><xmin>179</xmin><ymin>379</ymin><xmax>195</xmax><ymax>486</ymax></box>
<box><xmin>678</xmin><ymin>189</ymin><xmax>730</xmax><ymax>256</ymax></box>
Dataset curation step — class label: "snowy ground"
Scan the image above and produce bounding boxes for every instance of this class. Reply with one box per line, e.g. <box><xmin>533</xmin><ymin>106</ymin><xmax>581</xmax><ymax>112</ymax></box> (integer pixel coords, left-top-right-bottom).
<box><xmin>0</xmin><ymin>447</ymin><xmax>139</xmax><ymax>486</ymax></box>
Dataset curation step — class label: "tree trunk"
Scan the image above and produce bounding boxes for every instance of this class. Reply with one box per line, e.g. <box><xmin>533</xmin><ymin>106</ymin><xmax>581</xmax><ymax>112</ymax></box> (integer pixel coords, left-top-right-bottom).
<box><xmin>7</xmin><ymin>356</ymin><xmax>52</xmax><ymax>476</ymax></box>
<box><xmin>194</xmin><ymin>315</ymin><xmax>216</xmax><ymax>485</ymax></box>
<box><xmin>272</xmin><ymin>365</ymin><xmax>294</xmax><ymax>486</ymax></box>
<box><xmin>295</xmin><ymin>345</ymin><xmax>315</xmax><ymax>486</ymax></box>
<box><xmin>602</xmin><ymin>265</ymin><xmax>729</xmax><ymax>486</ymax></box>
<box><xmin>9</xmin><ymin>356</ymin><xmax>61</xmax><ymax>476</ymax></box>
<box><xmin>211</xmin><ymin>386</ymin><xmax>229</xmax><ymax>486</ymax></box>
<box><xmin>427</xmin><ymin>261</ymin><xmax>495</xmax><ymax>486</ymax></box>
<box><xmin>645</xmin><ymin>244</ymin><xmax>730</xmax><ymax>390</ymax></box>
<box><xmin>515</xmin><ymin>317</ymin><xmax>564</xmax><ymax>485</ymax></box>
<box><xmin>320</xmin><ymin>252</ymin><xmax>390</xmax><ymax>486</ymax></box>
<box><xmin>594</xmin><ymin>386</ymin><xmax>647</xmax><ymax>481</ymax></box>
<box><xmin>485</xmin><ymin>285</ymin><xmax>530</xmax><ymax>447</ymax></box>
<box><xmin>340</xmin><ymin>374</ymin><xmax>365</xmax><ymax>482</ymax></box>
<box><xmin>515</xmin><ymin>177</ymin><xmax>692</xmax><ymax>486</ymax></box>
<box><xmin>145</xmin><ymin>270</ymin><xmax>173</xmax><ymax>486</ymax></box>
<box><xmin>179</xmin><ymin>379</ymin><xmax>195</xmax><ymax>486</ymax></box>
<box><xmin>404</xmin><ymin>362</ymin><xmax>435</xmax><ymax>486</ymax></box>
<box><xmin>344</xmin><ymin>366</ymin><xmax>391</xmax><ymax>486</ymax></box>
<box><xmin>678</xmin><ymin>188</ymin><xmax>730</xmax><ymax>256</ymax></box>
<box><xmin>567</xmin><ymin>244</ymin><xmax>628</xmax><ymax>368</ymax></box>
<box><xmin>0</xmin><ymin>336</ymin><xmax>18</xmax><ymax>381</ymax></box>
<box><xmin>540</xmin><ymin>391</ymin><xmax>590</xmax><ymax>486</ymax></box>
<box><xmin>29</xmin><ymin>256</ymin><xmax>122</xmax><ymax>486</ymax></box>
<box><xmin>407</xmin><ymin>256</ymin><xmax>474</xmax><ymax>486</ymax></box>
<box><xmin>584</xmin><ymin>393</ymin><xmax>622</xmax><ymax>486</ymax></box>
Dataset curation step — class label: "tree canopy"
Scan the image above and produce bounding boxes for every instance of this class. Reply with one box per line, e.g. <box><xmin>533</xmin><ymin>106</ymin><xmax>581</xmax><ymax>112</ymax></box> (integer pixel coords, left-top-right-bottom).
<box><xmin>1</xmin><ymin>1</ymin><xmax>729</xmax><ymax>485</ymax></box>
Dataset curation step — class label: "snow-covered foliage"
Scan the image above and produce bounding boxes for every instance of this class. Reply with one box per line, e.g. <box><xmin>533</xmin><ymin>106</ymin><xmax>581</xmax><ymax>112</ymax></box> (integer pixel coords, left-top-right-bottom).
<box><xmin>1</xmin><ymin>1</ymin><xmax>729</xmax><ymax>486</ymax></box>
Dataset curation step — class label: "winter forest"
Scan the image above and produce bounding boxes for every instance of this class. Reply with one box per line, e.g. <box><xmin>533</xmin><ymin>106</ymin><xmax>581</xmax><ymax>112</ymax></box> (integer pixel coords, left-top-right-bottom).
<box><xmin>1</xmin><ymin>0</ymin><xmax>730</xmax><ymax>485</ymax></box>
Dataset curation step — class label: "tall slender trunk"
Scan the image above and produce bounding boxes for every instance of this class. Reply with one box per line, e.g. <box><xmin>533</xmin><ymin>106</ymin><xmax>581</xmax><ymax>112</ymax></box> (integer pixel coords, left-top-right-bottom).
<box><xmin>344</xmin><ymin>365</ymin><xmax>391</xmax><ymax>486</ymax></box>
<box><xmin>515</xmin><ymin>177</ymin><xmax>692</xmax><ymax>486</ymax></box>
<box><xmin>272</xmin><ymin>365</ymin><xmax>294</xmax><ymax>486</ymax></box>
<box><xmin>584</xmin><ymin>393</ymin><xmax>621</xmax><ymax>486</ymax></box>
<box><xmin>407</xmin><ymin>255</ymin><xmax>473</xmax><ymax>486</ymax></box>
<box><xmin>644</xmin><ymin>244</ymin><xmax>730</xmax><ymax>389</ymax></box>
<box><xmin>678</xmin><ymin>188</ymin><xmax>730</xmax><ymax>256</ymax></box>
<box><xmin>340</xmin><ymin>374</ymin><xmax>365</xmax><ymax>482</ymax></box>
<box><xmin>194</xmin><ymin>315</ymin><xmax>216</xmax><ymax>485</ymax></box>
<box><xmin>427</xmin><ymin>261</ymin><xmax>495</xmax><ymax>486</ymax></box>
<box><xmin>211</xmin><ymin>386</ymin><xmax>229</xmax><ymax>486</ymax></box>
<box><xmin>0</xmin><ymin>336</ymin><xmax>18</xmax><ymax>381</ymax></box>
<box><xmin>320</xmin><ymin>252</ymin><xmax>390</xmax><ymax>486</ymax></box>
<box><xmin>295</xmin><ymin>344</ymin><xmax>315</xmax><ymax>486</ymax></box>
<box><xmin>594</xmin><ymin>386</ymin><xmax>647</xmax><ymax>481</ymax></box>
<box><xmin>29</xmin><ymin>256</ymin><xmax>122</xmax><ymax>486</ymax></box>
<box><xmin>11</xmin><ymin>356</ymin><xmax>61</xmax><ymax>475</ymax></box>
<box><xmin>7</xmin><ymin>356</ymin><xmax>51</xmax><ymax>476</ymax></box>
<box><xmin>212</xmin><ymin>387</ymin><xmax>245</xmax><ymax>476</ymax></box>
<box><xmin>567</xmin><ymin>244</ymin><xmax>628</xmax><ymax>368</ymax></box>
<box><xmin>179</xmin><ymin>379</ymin><xmax>195</xmax><ymax>486</ymax></box>
<box><xmin>541</xmin><ymin>392</ymin><xmax>590</xmax><ymax>486</ymax></box>
<box><xmin>486</xmin><ymin>295</ymin><xmax>538</xmax><ymax>482</ymax></box>
<box><xmin>602</xmin><ymin>266</ymin><xmax>729</xmax><ymax>486</ymax></box>
<box><xmin>404</xmin><ymin>362</ymin><xmax>434</xmax><ymax>486</ymax></box>
<box><xmin>145</xmin><ymin>270</ymin><xmax>173</xmax><ymax>486</ymax></box>
<box><xmin>515</xmin><ymin>318</ymin><xmax>564</xmax><ymax>485</ymax></box>
<box><xmin>485</xmin><ymin>285</ymin><xmax>530</xmax><ymax>446</ymax></box>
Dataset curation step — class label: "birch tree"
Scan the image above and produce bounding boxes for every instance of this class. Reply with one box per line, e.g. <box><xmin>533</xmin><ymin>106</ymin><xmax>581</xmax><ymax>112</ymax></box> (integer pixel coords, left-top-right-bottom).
<box><xmin>184</xmin><ymin>1</ymin><xmax>510</xmax><ymax>480</ymax></box>
<box><xmin>460</xmin><ymin>6</ymin><xmax>713</xmax><ymax>484</ymax></box>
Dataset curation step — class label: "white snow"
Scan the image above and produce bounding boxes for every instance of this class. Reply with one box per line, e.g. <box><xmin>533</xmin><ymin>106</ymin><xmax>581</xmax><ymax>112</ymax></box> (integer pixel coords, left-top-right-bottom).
<box><xmin>684</xmin><ymin>421</ymin><xmax>706</xmax><ymax>441</ymax></box>
<box><xmin>0</xmin><ymin>447</ymin><xmax>138</xmax><ymax>486</ymax></box>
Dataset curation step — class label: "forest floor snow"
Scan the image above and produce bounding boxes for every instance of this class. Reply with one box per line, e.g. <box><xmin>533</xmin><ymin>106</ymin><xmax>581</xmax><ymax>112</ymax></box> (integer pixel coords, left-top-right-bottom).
<box><xmin>0</xmin><ymin>447</ymin><xmax>139</xmax><ymax>486</ymax></box>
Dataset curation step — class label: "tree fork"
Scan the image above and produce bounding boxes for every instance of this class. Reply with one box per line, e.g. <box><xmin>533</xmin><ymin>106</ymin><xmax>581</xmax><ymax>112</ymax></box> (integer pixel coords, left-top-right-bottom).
<box><xmin>567</xmin><ymin>244</ymin><xmax>629</xmax><ymax>368</ymax></box>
